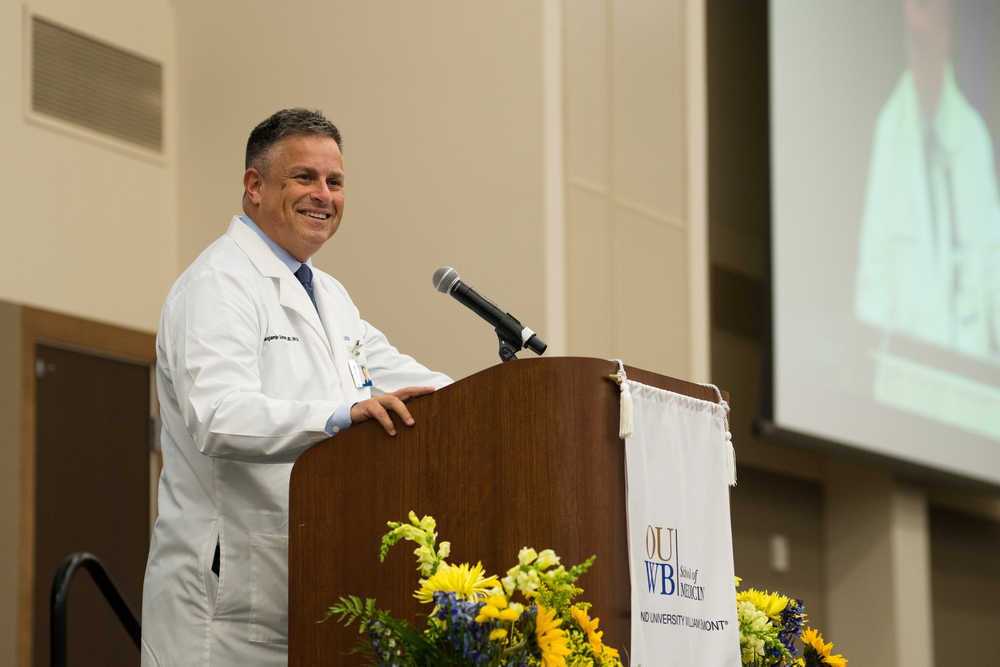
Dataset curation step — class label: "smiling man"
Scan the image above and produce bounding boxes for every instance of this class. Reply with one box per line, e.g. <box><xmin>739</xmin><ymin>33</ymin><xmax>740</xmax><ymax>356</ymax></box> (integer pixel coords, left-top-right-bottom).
<box><xmin>140</xmin><ymin>109</ymin><xmax>451</xmax><ymax>667</ymax></box>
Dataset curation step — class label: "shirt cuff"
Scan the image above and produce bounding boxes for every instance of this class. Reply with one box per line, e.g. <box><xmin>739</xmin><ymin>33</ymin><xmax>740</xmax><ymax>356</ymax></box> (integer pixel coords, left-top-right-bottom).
<box><xmin>325</xmin><ymin>402</ymin><xmax>356</xmax><ymax>436</ymax></box>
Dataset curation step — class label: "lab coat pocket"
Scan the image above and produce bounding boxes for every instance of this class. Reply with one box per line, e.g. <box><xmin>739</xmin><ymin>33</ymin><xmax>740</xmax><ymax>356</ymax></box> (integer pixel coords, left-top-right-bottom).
<box><xmin>248</xmin><ymin>533</ymin><xmax>289</xmax><ymax>644</ymax></box>
<box><xmin>204</xmin><ymin>519</ymin><xmax>224</xmax><ymax>617</ymax></box>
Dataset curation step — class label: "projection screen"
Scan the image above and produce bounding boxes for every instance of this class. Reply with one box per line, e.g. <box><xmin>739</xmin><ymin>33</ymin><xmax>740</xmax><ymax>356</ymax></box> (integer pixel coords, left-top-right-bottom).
<box><xmin>770</xmin><ymin>0</ymin><xmax>1000</xmax><ymax>484</ymax></box>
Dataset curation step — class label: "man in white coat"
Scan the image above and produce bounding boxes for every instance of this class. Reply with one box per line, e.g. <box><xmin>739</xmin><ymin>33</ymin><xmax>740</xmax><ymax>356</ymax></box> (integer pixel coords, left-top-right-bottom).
<box><xmin>141</xmin><ymin>109</ymin><xmax>451</xmax><ymax>666</ymax></box>
<box><xmin>854</xmin><ymin>0</ymin><xmax>1000</xmax><ymax>357</ymax></box>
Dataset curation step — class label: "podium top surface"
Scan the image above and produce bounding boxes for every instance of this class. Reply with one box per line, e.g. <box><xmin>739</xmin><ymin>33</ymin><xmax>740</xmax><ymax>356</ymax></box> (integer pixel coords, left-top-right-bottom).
<box><xmin>440</xmin><ymin>356</ymin><xmax>728</xmax><ymax>404</ymax></box>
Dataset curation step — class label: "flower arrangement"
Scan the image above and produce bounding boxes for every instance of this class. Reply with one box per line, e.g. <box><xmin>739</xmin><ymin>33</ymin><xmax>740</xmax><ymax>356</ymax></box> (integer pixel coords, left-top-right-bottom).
<box><xmin>736</xmin><ymin>578</ymin><xmax>847</xmax><ymax>667</ymax></box>
<box><xmin>322</xmin><ymin>512</ymin><xmax>625</xmax><ymax>667</ymax></box>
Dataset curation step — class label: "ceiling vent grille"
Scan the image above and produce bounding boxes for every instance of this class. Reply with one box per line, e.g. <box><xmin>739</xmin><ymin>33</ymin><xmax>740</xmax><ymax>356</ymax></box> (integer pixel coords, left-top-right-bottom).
<box><xmin>31</xmin><ymin>16</ymin><xmax>163</xmax><ymax>152</ymax></box>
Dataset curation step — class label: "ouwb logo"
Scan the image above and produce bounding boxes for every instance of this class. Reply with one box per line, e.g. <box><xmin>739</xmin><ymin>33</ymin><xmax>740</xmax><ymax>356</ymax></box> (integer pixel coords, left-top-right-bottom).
<box><xmin>644</xmin><ymin>525</ymin><xmax>705</xmax><ymax>601</ymax></box>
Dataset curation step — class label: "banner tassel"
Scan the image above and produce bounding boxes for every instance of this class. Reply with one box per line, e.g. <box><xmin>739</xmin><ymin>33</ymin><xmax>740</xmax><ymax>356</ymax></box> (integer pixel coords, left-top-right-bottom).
<box><xmin>609</xmin><ymin>359</ymin><xmax>633</xmax><ymax>439</ymax></box>
<box><xmin>726</xmin><ymin>430</ymin><xmax>737</xmax><ymax>486</ymax></box>
<box><xmin>700</xmin><ymin>382</ymin><xmax>737</xmax><ymax>486</ymax></box>
<box><xmin>619</xmin><ymin>380</ymin><xmax>634</xmax><ymax>439</ymax></box>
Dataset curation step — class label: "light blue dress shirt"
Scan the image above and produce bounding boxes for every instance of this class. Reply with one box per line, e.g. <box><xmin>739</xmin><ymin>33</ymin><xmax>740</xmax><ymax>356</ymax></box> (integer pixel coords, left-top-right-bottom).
<box><xmin>240</xmin><ymin>215</ymin><xmax>354</xmax><ymax>436</ymax></box>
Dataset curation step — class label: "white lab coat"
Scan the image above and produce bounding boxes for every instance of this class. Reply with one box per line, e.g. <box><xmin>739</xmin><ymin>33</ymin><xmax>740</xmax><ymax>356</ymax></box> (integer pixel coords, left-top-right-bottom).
<box><xmin>855</xmin><ymin>65</ymin><xmax>1000</xmax><ymax>356</ymax></box>
<box><xmin>141</xmin><ymin>217</ymin><xmax>450</xmax><ymax>666</ymax></box>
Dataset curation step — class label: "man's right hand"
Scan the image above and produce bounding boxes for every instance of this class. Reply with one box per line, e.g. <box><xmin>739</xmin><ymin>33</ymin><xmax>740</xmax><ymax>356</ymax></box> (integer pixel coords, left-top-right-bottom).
<box><xmin>349</xmin><ymin>386</ymin><xmax>436</xmax><ymax>436</ymax></box>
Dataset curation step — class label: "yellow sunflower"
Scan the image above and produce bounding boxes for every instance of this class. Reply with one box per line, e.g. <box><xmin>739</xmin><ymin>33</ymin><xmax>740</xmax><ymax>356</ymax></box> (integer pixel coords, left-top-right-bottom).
<box><xmin>535</xmin><ymin>604</ymin><xmax>572</xmax><ymax>667</ymax></box>
<box><xmin>801</xmin><ymin>627</ymin><xmax>847</xmax><ymax>667</ymax></box>
<box><xmin>415</xmin><ymin>562</ymin><xmax>499</xmax><ymax>604</ymax></box>
<box><xmin>736</xmin><ymin>588</ymin><xmax>789</xmax><ymax>621</ymax></box>
<box><xmin>570</xmin><ymin>605</ymin><xmax>618</xmax><ymax>658</ymax></box>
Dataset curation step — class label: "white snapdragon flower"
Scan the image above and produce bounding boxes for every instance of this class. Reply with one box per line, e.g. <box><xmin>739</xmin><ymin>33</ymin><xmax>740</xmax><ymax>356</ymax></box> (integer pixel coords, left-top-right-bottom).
<box><xmin>535</xmin><ymin>549</ymin><xmax>560</xmax><ymax>570</ymax></box>
<box><xmin>398</xmin><ymin>525</ymin><xmax>422</xmax><ymax>543</ymax></box>
<box><xmin>517</xmin><ymin>547</ymin><xmax>538</xmax><ymax>566</ymax></box>
<box><xmin>413</xmin><ymin>546</ymin><xmax>435</xmax><ymax>576</ymax></box>
<box><xmin>514</xmin><ymin>569</ymin><xmax>541</xmax><ymax>595</ymax></box>
<box><xmin>737</xmin><ymin>601</ymin><xmax>773</xmax><ymax>664</ymax></box>
<box><xmin>417</xmin><ymin>514</ymin><xmax>436</xmax><ymax>533</ymax></box>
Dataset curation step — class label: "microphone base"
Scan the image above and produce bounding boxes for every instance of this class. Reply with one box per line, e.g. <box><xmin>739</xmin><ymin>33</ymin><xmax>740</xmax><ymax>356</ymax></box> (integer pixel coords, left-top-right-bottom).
<box><xmin>497</xmin><ymin>333</ymin><xmax>520</xmax><ymax>363</ymax></box>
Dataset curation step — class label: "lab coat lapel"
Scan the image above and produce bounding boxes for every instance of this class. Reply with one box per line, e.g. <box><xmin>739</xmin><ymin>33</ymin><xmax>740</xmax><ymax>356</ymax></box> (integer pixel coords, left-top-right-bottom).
<box><xmin>226</xmin><ymin>217</ymin><xmax>333</xmax><ymax>354</ymax></box>
<box><xmin>314</xmin><ymin>284</ymin><xmax>361</xmax><ymax>405</ymax></box>
<box><xmin>276</xmin><ymin>277</ymin><xmax>331</xmax><ymax>349</ymax></box>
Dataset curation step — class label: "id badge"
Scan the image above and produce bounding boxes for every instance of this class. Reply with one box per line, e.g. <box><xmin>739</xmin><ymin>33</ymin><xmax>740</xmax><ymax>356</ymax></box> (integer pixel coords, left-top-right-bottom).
<box><xmin>348</xmin><ymin>359</ymin><xmax>373</xmax><ymax>388</ymax></box>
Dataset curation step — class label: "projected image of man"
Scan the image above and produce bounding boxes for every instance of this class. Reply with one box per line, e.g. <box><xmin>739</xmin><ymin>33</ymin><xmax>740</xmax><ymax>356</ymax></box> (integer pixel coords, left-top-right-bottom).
<box><xmin>854</xmin><ymin>0</ymin><xmax>1000</xmax><ymax>359</ymax></box>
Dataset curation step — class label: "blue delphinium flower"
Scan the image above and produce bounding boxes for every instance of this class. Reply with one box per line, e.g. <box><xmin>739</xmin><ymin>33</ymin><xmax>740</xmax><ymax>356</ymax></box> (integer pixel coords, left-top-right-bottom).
<box><xmin>777</xmin><ymin>598</ymin><xmax>805</xmax><ymax>656</ymax></box>
<box><xmin>365</xmin><ymin>618</ymin><xmax>404</xmax><ymax>667</ymax></box>
<box><xmin>431</xmin><ymin>591</ymin><xmax>492</xmax><ymax>665</ymax></box>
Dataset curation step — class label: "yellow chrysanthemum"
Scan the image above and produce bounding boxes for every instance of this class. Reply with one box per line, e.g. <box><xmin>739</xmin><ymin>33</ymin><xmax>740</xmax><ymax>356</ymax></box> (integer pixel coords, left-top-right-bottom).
<box><xmin>535</xmin><ymin>604</ymin><xmax>572</xmax><ymax>667</ymax></box>
<box><xmin>415</xmin><ymin>562</ymin><xmax>499</xmax><ymax>604</ymax></box>
<box><xmin>475</xmin><ymin>605</ymin><xmax>500</xmax><ymax>622</ymax></box>
<box><xmin>499</xmin><ymin>607</ymin><xmax>520</xmax><ymax>621</ymax></box>
<box><xmin>476</xmin><ymin>595</ymin><xmax>520</xmax><ymax>623</ymax></box>
<box><xmin>802</xmin><ymin>627</ymin><xmax>848</xmax><ymax>667</ymax></box>
<box><xmin>736</xmin><ymin>588</ymin><xmax>789</xmax><ymax>621</ymax></box>
<box><xmin>489</xmin><ymin>628</ymin><xmax>508</xmax><ymax>641</ymax></box>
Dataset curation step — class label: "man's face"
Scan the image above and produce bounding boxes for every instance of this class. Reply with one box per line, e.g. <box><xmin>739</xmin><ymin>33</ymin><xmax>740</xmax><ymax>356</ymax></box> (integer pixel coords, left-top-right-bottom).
<box><xmin>244</xmin><ymin>134</ymin><xmax>345</xmax><ymax>262</ymax></box>
<box><xmin>904</xmin><ymin>0</ymin><xmax>951</xmax><ymax>113</ymax></box>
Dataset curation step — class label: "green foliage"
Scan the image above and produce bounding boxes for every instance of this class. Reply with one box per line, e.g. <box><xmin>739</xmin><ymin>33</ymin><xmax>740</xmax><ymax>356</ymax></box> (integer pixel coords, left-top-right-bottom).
<box><xmin>375</xmin><ymin>615</ymin><xmax>450</xmax><ymax>667</ymax></box>
<box><xmin>534</xmin><ymin>582</ymin><xmax>583</xmax><ymax>619</ymax></box>
<box><xmin>564</xmin><ymin>555</ymin><xmax>596</xmax><ymax>584</ymax></box>
<box><xmin>318</xmin><ymin>595</ymin><xmax>377</xmax><ymax>631</ymax></box>
<box><xmin>380</xmin><ymin>523</ymin><xmax>406</xmax><ymax>563</ymax></box>
<box><xmin>801</xmin><ymin>645</ymin><xmax>825</xmax><ymax>667</ymax></box>
<box><xmin>564</xmin><ymin>631</ymin><xmax>597</xmax><ymax>667</ymax></box>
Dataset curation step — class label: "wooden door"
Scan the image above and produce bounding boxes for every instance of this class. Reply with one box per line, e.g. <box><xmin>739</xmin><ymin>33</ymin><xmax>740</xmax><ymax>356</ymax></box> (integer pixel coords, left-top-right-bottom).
<box><xmin>31</xmin><ymin>344</ymin><xmax>150</xmax><ymax>667</ymax></box>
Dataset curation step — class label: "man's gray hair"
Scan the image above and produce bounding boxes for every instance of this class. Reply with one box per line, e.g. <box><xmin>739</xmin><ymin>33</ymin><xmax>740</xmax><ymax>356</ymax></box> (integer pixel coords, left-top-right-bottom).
<box><xmin>245</xmin><ymin>108</ymin><xmax>342</xmax><ymax>172</ymax></box>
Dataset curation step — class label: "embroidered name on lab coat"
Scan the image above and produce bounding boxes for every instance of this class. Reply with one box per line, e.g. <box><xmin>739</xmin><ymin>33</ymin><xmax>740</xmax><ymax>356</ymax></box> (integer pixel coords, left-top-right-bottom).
<box><xmin>263</xmin><ymin>334</ymin><xmax>300</xmax><ymax>342</ymax></box>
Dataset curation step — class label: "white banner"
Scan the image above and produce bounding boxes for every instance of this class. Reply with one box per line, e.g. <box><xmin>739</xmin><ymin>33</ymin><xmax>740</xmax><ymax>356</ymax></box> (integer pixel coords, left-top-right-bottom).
<box><xmin>624</xmin><ymin>381</ymin><xmax>740</xmax><ymax>666</ymax></box>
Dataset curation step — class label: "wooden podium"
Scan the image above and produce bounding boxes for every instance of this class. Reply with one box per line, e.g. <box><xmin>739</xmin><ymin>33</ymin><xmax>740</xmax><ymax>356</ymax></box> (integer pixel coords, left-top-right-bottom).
<box><xmin>288</xmin><ymin>357</ymin><xmax>726</xmax><ymax>665</ymax></box>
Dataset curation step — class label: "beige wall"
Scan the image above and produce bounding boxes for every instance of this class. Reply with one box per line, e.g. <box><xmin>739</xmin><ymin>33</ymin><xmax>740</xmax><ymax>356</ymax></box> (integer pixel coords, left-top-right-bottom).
<box><xmin>172</xmin><ymin>0</ymin><xmax>706</xmax><ymax>383</ymax></box>
<box><xmin>0</xmin><ymin>0</ymin><xmax>177</xmax><ymax>332</ymax></box>
<box><xmin>563</xmin><ymin>0</ymin><xmax>705</xmax><ymax>380</ymax></box>
<box><xmin>172</xmin><ymin>0</ymin><xmax>549</xmax><ymax>382</ymax></box>
<box><xmin>0</xmin><ymin>0</ymin><xmax>706</xmax><ymax>379</ymax></box>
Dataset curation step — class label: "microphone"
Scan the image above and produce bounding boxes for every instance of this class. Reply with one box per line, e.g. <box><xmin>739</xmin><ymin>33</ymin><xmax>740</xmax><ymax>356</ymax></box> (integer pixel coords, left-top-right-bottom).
<box><xmin>432</xmin><ymin>267</ymin><xmax>547</xmax><ymax>362</ymax></box>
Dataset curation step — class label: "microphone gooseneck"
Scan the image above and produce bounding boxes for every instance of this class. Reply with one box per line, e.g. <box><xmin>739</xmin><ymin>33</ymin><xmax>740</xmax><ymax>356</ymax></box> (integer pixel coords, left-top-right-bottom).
<box><xmin>431</xmin><ymin>266</ymin><xmax>547</xmax><ymax>362</ymax></box>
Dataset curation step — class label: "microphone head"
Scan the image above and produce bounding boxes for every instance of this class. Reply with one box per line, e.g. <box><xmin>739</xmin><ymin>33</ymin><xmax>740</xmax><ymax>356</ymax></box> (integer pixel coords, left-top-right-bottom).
<box><xmin>432</xmin><ymin>266</ymin><xmax>461</xmax><ymax>294</ymax></box>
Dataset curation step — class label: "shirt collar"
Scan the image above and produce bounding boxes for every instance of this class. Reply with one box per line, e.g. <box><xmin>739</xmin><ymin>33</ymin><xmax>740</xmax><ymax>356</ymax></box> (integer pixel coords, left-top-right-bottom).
<box><xmin>240</xmin><ymin>214</ymin><xmax>313</xmax><ymax>275</ymax></box>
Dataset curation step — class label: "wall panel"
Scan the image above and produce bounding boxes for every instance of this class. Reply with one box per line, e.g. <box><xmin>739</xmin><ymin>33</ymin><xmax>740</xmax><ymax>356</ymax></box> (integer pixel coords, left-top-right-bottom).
<box><xmin>565</xmin><ymin>184</ymin><xmax>614</xmax><ymax>357</ymax></box>
<box><xmin>615</xmin><ymin>209</ymin><xmax>689</xmax><ymax>377</ymax></box>
<box><xmin>565</xmin><ymin>0</ymin><xmax>609</xmax><ymax>189</ymax></box>
<box><xmin>612</xmin><ymin>0</ymin><xmax>686</xmax><ymax>222</ymax></box>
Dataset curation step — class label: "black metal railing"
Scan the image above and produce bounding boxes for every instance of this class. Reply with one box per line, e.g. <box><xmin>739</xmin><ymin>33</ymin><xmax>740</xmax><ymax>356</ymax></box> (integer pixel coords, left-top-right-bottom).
<box><xmin>50</xmin><ymin>552</ymin><xmax>141</xmax><ymax>667</ymax></box>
